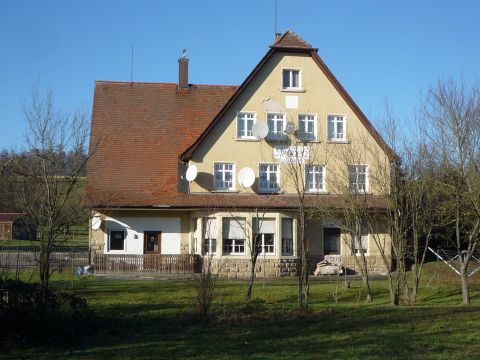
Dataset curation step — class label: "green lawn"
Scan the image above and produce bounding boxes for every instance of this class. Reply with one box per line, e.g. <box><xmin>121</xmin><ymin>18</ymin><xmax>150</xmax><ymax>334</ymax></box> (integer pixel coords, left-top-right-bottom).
<box><xmin>3</xmin><ymin>268</ymin><xmax>480</xmax><ymax>359</ymax></box>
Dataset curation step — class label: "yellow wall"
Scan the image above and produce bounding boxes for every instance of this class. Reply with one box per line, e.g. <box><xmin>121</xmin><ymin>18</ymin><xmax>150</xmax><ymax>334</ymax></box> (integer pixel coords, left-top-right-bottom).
<box><xmin>189</xmin><ymin>51</ymin><xmax>390</xmax><ymax>194</ymax></box>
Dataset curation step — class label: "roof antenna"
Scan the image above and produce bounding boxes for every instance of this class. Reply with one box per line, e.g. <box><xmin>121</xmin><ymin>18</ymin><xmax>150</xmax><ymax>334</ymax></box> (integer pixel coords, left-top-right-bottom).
<box><xmin>130</xmin><ymin>44</ymin><xmax>134</xmax><ymax>86</ymax></box>
<box><xmin>274</xmin><ymin>0</ymin><xmax>278</xmax><ymax>35</ymax></box>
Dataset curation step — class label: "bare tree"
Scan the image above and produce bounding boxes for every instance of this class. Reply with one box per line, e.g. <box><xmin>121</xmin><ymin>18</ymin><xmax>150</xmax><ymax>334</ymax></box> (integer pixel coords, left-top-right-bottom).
<box><xmin>420</xmin><ymin>78</ymin><xmax>480</xmax><ymax>304</ymax></box>
<box><xmin>3</xmin><ymin>85</ymin><xmax>91</xmax><ymax>292</ymax></box>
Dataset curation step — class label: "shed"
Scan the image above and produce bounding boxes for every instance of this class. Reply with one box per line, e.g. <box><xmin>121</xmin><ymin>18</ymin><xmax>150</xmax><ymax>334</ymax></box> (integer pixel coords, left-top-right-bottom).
<box><xmin>0</xmin><ymin>213</ymin><xmax>37</xmax><ymax>241</ymax></box>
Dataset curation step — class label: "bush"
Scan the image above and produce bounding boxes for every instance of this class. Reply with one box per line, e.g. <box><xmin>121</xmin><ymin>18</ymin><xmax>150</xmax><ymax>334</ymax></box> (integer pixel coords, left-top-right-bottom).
<box><xmin>0</xmin><ymin>279</ymin><xmax>95</xmax><ymax>348</ymax></box>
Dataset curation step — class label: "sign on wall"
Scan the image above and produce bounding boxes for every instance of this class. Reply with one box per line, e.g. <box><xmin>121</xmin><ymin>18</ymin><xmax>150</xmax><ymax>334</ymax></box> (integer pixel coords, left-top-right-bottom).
<box><xmin>273</xmin><ymin>145</ymin><xmax>310</xmax><ymax>163</ymax></box>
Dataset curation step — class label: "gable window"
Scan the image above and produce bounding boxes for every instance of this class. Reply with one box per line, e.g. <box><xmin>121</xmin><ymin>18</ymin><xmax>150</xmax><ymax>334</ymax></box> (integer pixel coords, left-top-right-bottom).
<box><xmin>214</xmin><ymin>162</ymin><xmax>234</xmax><ymax>191</ymax></box>
<box><xmin>109</xmin><ymin>230</ymin><xmax>125</xmax><ymax>251</ymax></box>
<box><xmin>259</xmin><ymin>164</ymin><xmax>280</xmax><ymax>192</ymax></box>
<box><xmin>298</xmin><ymin>114</ymin><xmax>316</xmax><ymax>141</ymax></box>
<box><xmin>253</xmin><ymin>218</ymin><xmax>275</xmax><ymax>255</ymax></box>
<box><xmin>267</xmin><ymin>113</ymin><xmax>286</xmax><ymax>140</ymax></box>
<box><xmin>349</xmin><ymin>165</ymin><xmax>368</xmax><ymax>193</ymax></box>
<box><xmin>237</xmin><ymin>112</ymin><xmax>255</xmax><ymax>139</ymax></box>
<box><xmin>353</xmin><ymin>221</ymin><xmax>369</xmax><ymax>255</ymax></box>
<box><xmin>327</xmin><ymin>115</ymin><xmax>346</xmax><ymax>141</ymax></box>
<box><xmin>222</xmin><ymin>218</ymin><xmax>245</xmax><ymax>255</ymax></box>
<box><xmin>281</xmin><ymin>218</ymin><xmax>294</xmax><ymax>256</ymax></box>
<box><xmin>306</xmin><ymin>165</ymin><xmax>325</xmax><ymax>192</ymax></box>
<box><xmin>282</xmin><ymin>69</ymin><xmax>301</xmax><ymax>90</ymax></box>
<box><xmin>203</xmin><ymin>218</ymin><xmax>217</xmax><ymax>255</ymax></box>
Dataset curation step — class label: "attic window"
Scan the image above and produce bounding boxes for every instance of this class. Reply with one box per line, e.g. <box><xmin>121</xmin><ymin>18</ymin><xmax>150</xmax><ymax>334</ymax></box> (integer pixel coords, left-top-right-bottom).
<box><xmin>282</xmin><ymin>69</ymin><xmax>301</xmax><ymax>90</ymax></box>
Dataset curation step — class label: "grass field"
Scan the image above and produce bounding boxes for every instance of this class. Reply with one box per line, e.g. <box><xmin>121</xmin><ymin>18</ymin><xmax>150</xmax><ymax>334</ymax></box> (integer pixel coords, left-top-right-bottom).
<box><xmin>3</xmin><ymin>265</ymin><xmax>480</xmax><ymax>359</ymax></box>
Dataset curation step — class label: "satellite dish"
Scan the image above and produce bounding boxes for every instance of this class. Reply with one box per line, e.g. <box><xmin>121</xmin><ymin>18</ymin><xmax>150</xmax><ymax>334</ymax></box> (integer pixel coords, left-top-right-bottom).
<box><xmin>238</xmin><ymin>167</ymin><xmax>255</xmax><ymax>188</ymax></box>
<box><xmin>186</xmin><ymin>165</ymin><xmax>198</xmax><ymax>182</ymax></box>
<box><xmin>252</xmin><ymin>121</ymin><xmax>269</xmax><ymax>140</ymax></box>
<box><xmin>262</xmin><ymin>98</ymin><xmax>283</xmax><ymax>112</ymax></box>
<box><xmin>91</xmin><ymin>216</ymin><xmax>102</xmax><ymax>230</ymax></box>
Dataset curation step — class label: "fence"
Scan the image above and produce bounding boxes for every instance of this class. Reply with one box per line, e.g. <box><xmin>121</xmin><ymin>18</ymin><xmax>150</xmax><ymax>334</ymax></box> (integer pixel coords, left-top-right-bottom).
<box><xmin>93</xmin><ymin>254</ymin><xmax>199</xmax><ymax>275</ymax></box>
<box><xmin>0</xmin><ymin>249</ymin><xmax>90</xmax><ymax>271</ymax></box>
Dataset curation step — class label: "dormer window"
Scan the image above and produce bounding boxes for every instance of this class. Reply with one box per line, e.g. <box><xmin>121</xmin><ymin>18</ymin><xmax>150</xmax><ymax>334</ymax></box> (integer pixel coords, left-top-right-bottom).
<box><xmin>282</xmin><ymin>69</ymin><xmax>301</xmax><ymax>90</ymax></box>
<box><xmin>237</xmin><ymin>112</ymin><xmax>255</xmax><ymax>139</ymax></box>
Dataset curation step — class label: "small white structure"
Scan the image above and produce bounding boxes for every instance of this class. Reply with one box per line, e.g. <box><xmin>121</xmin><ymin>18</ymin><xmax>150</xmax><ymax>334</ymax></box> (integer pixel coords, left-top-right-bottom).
<box><xmin>313</xmin><ymin>259</ymin><xmax>343</xmax><ymax>276</ymax></box>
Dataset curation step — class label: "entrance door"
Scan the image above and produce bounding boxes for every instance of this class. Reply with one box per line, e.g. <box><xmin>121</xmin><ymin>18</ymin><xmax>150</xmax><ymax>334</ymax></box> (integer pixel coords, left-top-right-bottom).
<box><xmin>323</xmin><ymin>228</ymin><xmax>341</xmax><ymax>255</ymax></box>
<box><xmin>144</xmin><ymin>231</ymin><xmax>161</xmax><ymax>254</ymax></box>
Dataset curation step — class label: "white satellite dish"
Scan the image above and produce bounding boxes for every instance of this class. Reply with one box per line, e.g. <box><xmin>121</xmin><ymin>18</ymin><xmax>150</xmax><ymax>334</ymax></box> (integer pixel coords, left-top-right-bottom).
<box><xmin>262</xmin><ymin>98</ymin><xmax>283</xmax><ymax>112</ymax></box>
<box><xmin>91</xmin><ymin>216</ymin><xmax>102</xmax><ymax>230</ymax></box>
<box><xmin>186</xmin><ymin>165</ymin><xmax>198</xmax><ymax>182</ymax></box>
<box><xmin>252</xmin><ymin>121</ymin><xmax>269</xmax><ymax>140</ymax></box>
<box><xmin>238</xmin><ymin>167</ymin><xmax>255</xmax><ymax>188</ymax></box>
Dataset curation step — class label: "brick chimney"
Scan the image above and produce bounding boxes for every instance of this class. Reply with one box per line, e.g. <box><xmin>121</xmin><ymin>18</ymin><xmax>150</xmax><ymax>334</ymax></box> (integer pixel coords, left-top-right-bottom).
<box><xmin>178</xmin><ymin>49</ymin><xmax>189</xmax><ymax>91</ymax></box>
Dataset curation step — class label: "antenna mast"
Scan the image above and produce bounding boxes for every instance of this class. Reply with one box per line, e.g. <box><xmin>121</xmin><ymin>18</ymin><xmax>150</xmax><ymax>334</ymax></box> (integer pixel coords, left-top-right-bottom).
<box><xmin>274</xmin><ymin>0</ymin><xmax>278</xmax><ymax>35</ymax></box>
<box><xmin>130</xmin><ymin>44</ymin><xmax>134</xmax><ymax>84</ymax></box>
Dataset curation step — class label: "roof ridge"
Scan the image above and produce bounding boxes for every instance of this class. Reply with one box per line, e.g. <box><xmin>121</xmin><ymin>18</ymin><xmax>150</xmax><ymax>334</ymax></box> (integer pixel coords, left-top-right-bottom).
<box><xmin>94</xmin><ymin>80</ymin><xmax>238</xmax><ymax>88</ymax></box>
<box><xmin>273</xmin><ymin>29</ymin><xmax>313</xmax><ymax>49</ymax></box>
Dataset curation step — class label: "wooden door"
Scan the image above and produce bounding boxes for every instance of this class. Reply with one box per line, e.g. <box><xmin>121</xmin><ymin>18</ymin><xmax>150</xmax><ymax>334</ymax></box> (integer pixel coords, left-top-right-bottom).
<box><xmin>144</xmin><ymin>231</ymin><xmax>161</xmax><ymax>254</ymax></box>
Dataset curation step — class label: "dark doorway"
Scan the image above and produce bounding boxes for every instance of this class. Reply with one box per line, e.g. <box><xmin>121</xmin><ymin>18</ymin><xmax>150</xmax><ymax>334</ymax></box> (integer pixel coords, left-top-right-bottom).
<box><xmin>144</xmin><ymin>231</ymin><xmax>161</xmax><ymax>254</ymax></box>
<box><xmin>323</xmin><ymin>227</ymin><xmax>341</xmax><ymax>255</ymax></box>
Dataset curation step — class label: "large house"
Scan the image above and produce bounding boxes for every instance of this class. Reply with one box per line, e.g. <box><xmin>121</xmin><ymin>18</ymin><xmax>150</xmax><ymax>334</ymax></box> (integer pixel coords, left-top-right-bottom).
<box><xmin>85</xmin><ymin>31</ymin><xmax>392</xmax><ymax>276</ymax></box>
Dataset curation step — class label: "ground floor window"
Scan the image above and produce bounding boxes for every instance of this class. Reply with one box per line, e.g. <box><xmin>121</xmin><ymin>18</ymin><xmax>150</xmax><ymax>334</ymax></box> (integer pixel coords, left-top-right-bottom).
<box><xmin>353</xmin><ymin>222</ymin><xmax>369</xmax><ymax>255</ymax></box>
<box><xmin>253</xmin><ymin>218</ymin><xmax>275</xmax><ymax>255</ymax></box>
<box><xmin>203</xmin><ymin>218</ymin><xmax>217</xmax><ymax>255</ymax></box>
<box><xmin>281</xmin><ymin>218</ymin><xmax>293</xmax><ymax>255</ymax></box>
<box><xmin>109</xmin><ymin>230</ymin><xmax>125</xmax><ymax>251</ymax></box>
<box><xmin>222</xmin><ymin>218</ymin><xmax>246</xmax><ymax>255</ymax></box>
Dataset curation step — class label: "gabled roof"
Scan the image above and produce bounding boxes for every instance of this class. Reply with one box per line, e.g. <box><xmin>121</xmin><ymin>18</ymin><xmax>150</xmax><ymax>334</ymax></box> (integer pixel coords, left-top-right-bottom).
<box><xmin>181</xmin><ymin>30</ymin><xmax>395</xmax><ymax>161</ymax></box>
<box><xmin>84</xmin><ymin>82</ymin><xmax>237</xmax><ymax>207</ymax></box>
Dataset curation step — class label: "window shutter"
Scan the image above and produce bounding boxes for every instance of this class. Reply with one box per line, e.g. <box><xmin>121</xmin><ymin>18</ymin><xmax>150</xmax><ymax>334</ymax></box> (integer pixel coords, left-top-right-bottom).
<box><xmin>204</xmin><ymin>218</ymin><xmax>217</xmax><ymax>239</ymax></box>
<box><xmin>253</xmin><ymin>218</ymin><xmax>275</xmax><ymax>234</ymax></box>
<box><xmin>281</xmin><ymin>218</ymin><xmax>293</xmax><ymax>239</ymax></box>
<box><xmin>223</xmin><ymin>218</ymin><xmax>245</xmax><ymax>240</ymax></box>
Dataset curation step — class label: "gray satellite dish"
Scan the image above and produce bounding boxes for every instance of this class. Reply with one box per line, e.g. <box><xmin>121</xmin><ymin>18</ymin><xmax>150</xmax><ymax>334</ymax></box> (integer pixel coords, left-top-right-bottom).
<box><xmin>238</xmin><ymin>167</ymin><xmax>255</xmax><ymax>188</ymax></box>
<box><xmin>186</xmin><ymin>165</ymin><xmax>198</xmax><ymax>182</ymax></box>
<box><xmin>91</xmin><ymin>216</ymin><xmax>102</xmax><ymax>230</ymax></box>
<box><xmin>252</xmin><ymin>121</ymin><xmax>269</xmax><ymax>140</ymax></box>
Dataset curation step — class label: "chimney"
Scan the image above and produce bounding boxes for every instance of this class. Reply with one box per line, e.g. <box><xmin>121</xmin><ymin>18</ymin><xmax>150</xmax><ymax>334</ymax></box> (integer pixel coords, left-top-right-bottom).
<box><xmin>178</xmin><ymin>49</ymin><xmax>189</xmax><ymax>90</ymax></box>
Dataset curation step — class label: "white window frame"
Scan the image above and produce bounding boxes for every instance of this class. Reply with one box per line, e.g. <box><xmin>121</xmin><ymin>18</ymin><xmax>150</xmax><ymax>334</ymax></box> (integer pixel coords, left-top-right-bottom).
<box><xmin>327</xmin><ymin>114</ymin><xmax>346</xmax><ymax>142</ymax></box>
<box><xmin>107</xmin><ymin>229</ymin><xmax>126</xmax><ymax>253</ymax></box>
<box><xmin>353</xmin><ymin>221</ymin><xmax>369</xmax><ymax>255</ymax></box>
<box><xmin>348</xmin><ymin>165</ymin><xmax>369</xmax><ymax>193</ymax></box>
<box><xmin>282</xmin><ymin>68</ymin><xmax>302</xmax><ymax>90</ymax></box>
<box><xmin>305</xmin><ymin>164</ymin><xmax>326</xmax><ymax>192</ymax></box>
<box><xmin>236</xmin><ymin>112</ymin><xmax>256</xmax><ymax>140</ymax></box>
<box><xmin>266</xmin><ymin>113</ymin><xmax>286</xmax><ymax>141</ymax></box>
<box><xmin>203</xmin><ymin>218</ymin><xmax>217</xmax><ymax>255</ymax></box>
<box><xmin>259</xmin><ymin>163</ymin><xmax>280</xmax><ymax>193</ymax></box>
<box><xmin>213</xmin><ymin>162</ymin><xmax>235</xmax><ymax>191</ymax></box>
<box><xmin>298</xmin><ymin>114</ymin><xmax>317</xmax><ymax>142</ymax></box>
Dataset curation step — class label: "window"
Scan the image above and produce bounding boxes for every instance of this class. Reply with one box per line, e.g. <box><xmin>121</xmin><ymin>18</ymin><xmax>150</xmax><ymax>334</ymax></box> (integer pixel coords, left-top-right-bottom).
<box><xmin>203</xmin><ymin>218</ymin><xmax>217</xmax><ymax>255</ymax></box>
<box><xmin>109</xmin><ymin>230</ymin><xmax>125</xmax><ymax>251</ymax></box>
<box><xmin>282</xmin><ymin>69</ymin><xmax>301</xmax><ymax>90</ymax></box>
<box><xmin>306</xmin><ymin>165</ymin><xmax>325</xmax><ymax>192</ymax></box>
<box><xmin>253</xmin><ymin>218</ymin><xmax>275</xmax><ymax>255</ymax></box>
<box><xmin>327</xmin><ymin>115</ymin><xmax>345</xmax><ymax>141</ymax></box>
<box><xmin>214</xmin><ymin>163</ymin><xmax>234</xmax><ymax>190</ymax></box>
<box><xmin>267</xmin><ymin>113</ymin><xmax>286</xmax><ymax>140</ymax></box>
<box><xmin>349</xmin><ymin>165</ymin><xmax>368</xmax><ymax>193</ymax></box>
<box><xmin>259</xmin><ymin>164</ymin><xmax>280</xmax><ymax>192</ymax></box>
<box><xmin>237</xmin><ymin>112</ymin><xmax>255</xmax><ymax>139</ymax></box>
<box><xmin>298</xmin><ymin>114</ymin><xmax>316</xmax><ymax>141</ymax></box>
<box><xmin>353</xmin><ymin>222</ymin><xmax>369</xmax><ymax>255</ymax></box>
<box><xmin>222</xmin><ymin>218</ymin><xmax>245</xmax><ymax>255</ymax></box>
<box><xmin>281</xmin><ymin>218</ymin><xmax>294</xmax><ymax>255</ymax></box>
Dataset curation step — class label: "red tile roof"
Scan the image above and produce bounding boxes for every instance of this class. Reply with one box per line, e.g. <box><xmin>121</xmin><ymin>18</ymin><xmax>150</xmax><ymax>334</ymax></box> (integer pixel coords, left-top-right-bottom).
<box><xmin>0</xmin><ymin>213</ymin><xmax>24</xmax><ymax>223</ymax></box>
<box><xmin>84</xmin><ymin>82</ymin><xmax>237</xmax><ymax>207</ymax></box>
<box><xmin>272</xmin><ymin>30</ymin><xmax>313</xmax><ymax>49</ymax></box>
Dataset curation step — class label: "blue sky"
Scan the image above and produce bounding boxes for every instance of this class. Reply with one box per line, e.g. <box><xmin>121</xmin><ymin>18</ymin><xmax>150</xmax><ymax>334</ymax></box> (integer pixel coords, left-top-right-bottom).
<box><xmin>1</xmin><ymin>0</ymin><xmax>479</xmax><ymax>150</ymax></box>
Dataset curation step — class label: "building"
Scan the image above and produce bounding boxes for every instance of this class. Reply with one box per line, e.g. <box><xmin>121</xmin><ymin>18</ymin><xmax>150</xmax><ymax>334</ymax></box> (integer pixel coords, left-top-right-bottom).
<box><xmin>0</xmin><ymin>213</ymin><xmax>36</xmax><ymax>241</ymax></box>
<box><xmin>85</xmin><ymin>31</ymin><xmax>393</xmax><ymax>276</ymax></box>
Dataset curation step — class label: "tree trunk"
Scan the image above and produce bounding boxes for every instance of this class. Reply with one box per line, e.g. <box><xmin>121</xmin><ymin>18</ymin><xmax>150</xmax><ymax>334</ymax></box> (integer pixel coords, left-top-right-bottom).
<box><xmin>460</xmin><ymin>269</ymin><xmax>470</xmax><ymax>305</ymax></box>
<box><xmin>246</xmin><ymin>255</ymin><xmax>257</xmax><ymax>299</ymax></box>
<box><xmin>39</xmin><ymin>247</ymin><xmax>50</xmax><ymax>293</ymax></box>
